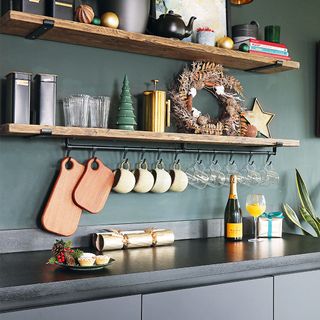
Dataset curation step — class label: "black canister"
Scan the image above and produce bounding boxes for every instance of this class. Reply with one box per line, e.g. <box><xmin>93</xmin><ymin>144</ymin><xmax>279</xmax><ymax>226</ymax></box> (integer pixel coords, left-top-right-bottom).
<box><xmin>47</xmin><ymin>0</ymin><xmax>73</xmax><ymax>20</ymax></box>
<box><xmin>232</xmin><ymin>21</ymin><xmax>259</xmax><ymax>38</ymax></box>
<box><xmin>6</xmin><ymin>72</ymin><xmax>32</xmax><ymax>124</ymax></box>
<box><xmin>34</xmin><ymin>74</ymin><xmax>57</xmax><ymax>126</ymax></box>
<box><xmin>2</xmin><ymin>0</ymin><xmax>46</xmax><ymax>15</ymax></box>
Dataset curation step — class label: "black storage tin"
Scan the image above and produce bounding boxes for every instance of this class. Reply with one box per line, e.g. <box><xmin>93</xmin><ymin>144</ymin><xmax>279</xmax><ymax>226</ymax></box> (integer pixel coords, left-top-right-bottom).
<box><xmin>47</xmin><ymin>0</ymin><xmax>73</xmax><ymax>20</ymax></box>
<box><xmin>33</xmin><ymin>74</ymin><xmax>57</xmax><ymax>126</ymax></box>
<box><xmin>232</xmin><ymin>21</ymin><xmax>259</xmax><ymax>38</ymax></box>
<box><xmin>2</xmin><ymin>0</ymin><xmax>46</xmax><ymax>15</ymax></box>
<box><xmin>6</xmin><ymin>72</ymin><xmax>32</xmax><ymax>124</ymax></box>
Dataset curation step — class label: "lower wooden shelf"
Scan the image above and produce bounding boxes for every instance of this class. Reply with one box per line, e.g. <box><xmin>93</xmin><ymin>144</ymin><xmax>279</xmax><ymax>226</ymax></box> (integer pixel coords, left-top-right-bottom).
<box><xmin>0</xmin><ymin>124</ymin><xmax>300</xmax><ymax>147</ymax></box>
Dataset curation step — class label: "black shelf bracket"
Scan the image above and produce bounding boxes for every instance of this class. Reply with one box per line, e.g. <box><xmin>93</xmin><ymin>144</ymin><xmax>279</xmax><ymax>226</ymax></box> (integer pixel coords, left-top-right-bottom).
<box><xmin>40</xmin><ymin>128</ymin><xmax>53</xmax><ymax>136</ymax></box>
<box><xmin>246</xmin><ymin>60</ymin><xmax>284</xmax><ymax>73</ymax></box>
<box><xmin>26</xmin><ymin>19</ymin><xmax>54</xmax><ymax>40</ymax></box>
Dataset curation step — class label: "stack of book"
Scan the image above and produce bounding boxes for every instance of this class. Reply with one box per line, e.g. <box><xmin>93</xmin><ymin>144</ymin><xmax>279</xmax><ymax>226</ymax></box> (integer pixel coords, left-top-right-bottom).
<box><xmin>241</xmin><ymin>39</ymin><xmax>291</xmax><ymax>60</ymax></box>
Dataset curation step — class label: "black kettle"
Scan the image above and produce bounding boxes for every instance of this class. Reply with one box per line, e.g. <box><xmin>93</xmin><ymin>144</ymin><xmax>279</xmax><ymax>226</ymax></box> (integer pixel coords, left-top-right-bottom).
<box><xmin>148</xmin><ymin>1</ymin><xmax>196</xmax><ymax>40</ymax></box>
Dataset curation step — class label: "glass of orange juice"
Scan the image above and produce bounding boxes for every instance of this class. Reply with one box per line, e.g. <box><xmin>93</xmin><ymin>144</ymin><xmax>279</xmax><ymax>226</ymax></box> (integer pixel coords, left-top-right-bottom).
<box><xmin>246</xmin><ymin>194</ymin><xmax>266</xmax><ymax>242</ymax></box>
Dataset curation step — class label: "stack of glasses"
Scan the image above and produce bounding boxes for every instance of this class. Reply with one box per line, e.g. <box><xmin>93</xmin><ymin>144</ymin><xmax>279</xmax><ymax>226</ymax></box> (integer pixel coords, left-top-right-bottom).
<box><xmin>63</xmin><ymin>94</ymin><xmax>111</xmax><ymax>128</ymax></box>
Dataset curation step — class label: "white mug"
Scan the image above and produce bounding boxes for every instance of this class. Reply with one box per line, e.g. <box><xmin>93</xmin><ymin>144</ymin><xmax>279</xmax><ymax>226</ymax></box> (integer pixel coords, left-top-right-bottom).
<box><xmin>113</xmin><ymin>160</ymin><xmax>136</xmax><ymax>194</ymax></box>
<box><xmin>133</xmin><ymin>160</ymin><xmax>154</xmax><ymax>193</ymax></box>
<box><xmin>151</xmin><ymin>160</ymin><xmax>172</xmax><ymax>193</ymax></box>
<box><xmin>170</xmin><ymin>161</ymin><xmax>188</xmax><ymax>192</ymax></box>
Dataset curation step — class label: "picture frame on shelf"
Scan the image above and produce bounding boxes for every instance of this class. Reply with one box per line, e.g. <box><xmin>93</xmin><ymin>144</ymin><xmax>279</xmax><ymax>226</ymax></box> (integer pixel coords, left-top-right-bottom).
<box><xmin>155</xmin><ymin>0</ymin><xmax>231</xmax><ymax>41</ymax></box>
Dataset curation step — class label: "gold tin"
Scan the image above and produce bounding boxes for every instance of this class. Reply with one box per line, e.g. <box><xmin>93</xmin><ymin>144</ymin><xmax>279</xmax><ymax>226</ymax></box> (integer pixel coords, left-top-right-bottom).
<box><xmin>143</xmin><ymin>80</ymin><xmax>171</xmax><ymax>133</ymax></box>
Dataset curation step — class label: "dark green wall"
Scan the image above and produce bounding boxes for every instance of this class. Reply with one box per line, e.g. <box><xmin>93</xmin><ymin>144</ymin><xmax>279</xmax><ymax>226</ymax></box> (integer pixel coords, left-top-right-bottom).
<box><xmin>0</xmin><ymin>0</ymin><xmax>317</xmax><ymax>230</ymax></box>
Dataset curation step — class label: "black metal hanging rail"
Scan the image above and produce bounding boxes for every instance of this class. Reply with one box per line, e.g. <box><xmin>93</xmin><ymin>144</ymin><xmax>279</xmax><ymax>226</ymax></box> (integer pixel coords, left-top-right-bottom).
<box><xmin>64</xmin><ymin>139</ymin><xmax>279</xmax><ymax>157</ymax></box>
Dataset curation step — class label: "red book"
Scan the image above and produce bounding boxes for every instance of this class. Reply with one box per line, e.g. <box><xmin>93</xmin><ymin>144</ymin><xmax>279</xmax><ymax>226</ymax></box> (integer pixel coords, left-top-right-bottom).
<box><xmin>249</xmin><ymin>50</ymin><xmax>292</xmax><ymax>60</ymax></box>
<box><xmin>250</xmin><ymin>39</ymin><xmax>287</xmax><ymax>49</ymax></box>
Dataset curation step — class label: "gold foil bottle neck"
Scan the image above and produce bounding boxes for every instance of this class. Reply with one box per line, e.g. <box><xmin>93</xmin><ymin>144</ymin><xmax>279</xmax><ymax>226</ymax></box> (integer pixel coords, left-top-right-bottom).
<box><xmin>230</xmin><ymin>175</ymin><xmax>237</xmax><ymax>184</ymax></box>
<box><xmin>229</xmin><ymin>175</ymin><xmax>238</xmax><ymax>199</ymax></box>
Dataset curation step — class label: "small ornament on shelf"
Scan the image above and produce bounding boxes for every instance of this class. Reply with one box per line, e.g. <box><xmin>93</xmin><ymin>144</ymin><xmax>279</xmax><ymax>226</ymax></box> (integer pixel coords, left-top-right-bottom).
<box><xmin>239</xmin><ymin>43</ymin><xmax>250</xmax><ymax>52</ymax></box>
<box><xmin>92</xmin><ymin>17</ymin><xmax>101</xmax><ymax>26</ymax></box>
<box><xmin>101</xmin><ymin>12</ymin><xmax>120</xmax><ymax>29</ymax></box>
<box><xmin>217</xmin><ymin>36</ymin><xmax>234</xmax><ymax>49</ymax></box>
<box><xmin>240</xmin><ymin>113</ymin><xmax>258</xmax><ymax>137</ymax></box>
<box><xmin>243</xmin><ymin>98</ymin><xmax>275</xmax><ymax>138</ymax></box>
<box><xmin>75</xmin><ymin>5</ymin><xmax>94</xmax><ymax>24</ymax></box>
<box><xmin>116</xmin><ymin>75</ymin><xmax>137</xmax><ymax>131</ymax></box>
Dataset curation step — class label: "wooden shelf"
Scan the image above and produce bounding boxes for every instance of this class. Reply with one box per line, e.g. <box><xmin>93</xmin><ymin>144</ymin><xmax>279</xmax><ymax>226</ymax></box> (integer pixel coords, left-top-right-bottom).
<box><xmin>0</xmin><ymin>124</ymin><xmax>300</xmax><ymax>147</ymax></box>
<box><xmin>0</xmin><ymin>11</ymin><xmax>300</xmax><ymax>74</ymax></box>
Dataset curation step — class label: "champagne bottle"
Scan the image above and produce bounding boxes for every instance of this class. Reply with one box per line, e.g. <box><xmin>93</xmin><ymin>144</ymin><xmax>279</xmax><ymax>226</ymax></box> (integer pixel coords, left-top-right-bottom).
<box><xmin>224</xmin><ymin>175</ymin><xmax>243</xmax><ymax>241</ymax></box>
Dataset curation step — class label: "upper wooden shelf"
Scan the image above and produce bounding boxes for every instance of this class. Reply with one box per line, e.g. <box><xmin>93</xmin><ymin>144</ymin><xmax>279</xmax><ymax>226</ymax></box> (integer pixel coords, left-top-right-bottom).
<box><xmin>0</xmin><ymin>11</ymin><xmax>300</xmax><ymax>74</ymax></box>
<box><xmin>0</xmin><ymin>124</ymin><xmax>300</xmax><ymax>147</ymax></box>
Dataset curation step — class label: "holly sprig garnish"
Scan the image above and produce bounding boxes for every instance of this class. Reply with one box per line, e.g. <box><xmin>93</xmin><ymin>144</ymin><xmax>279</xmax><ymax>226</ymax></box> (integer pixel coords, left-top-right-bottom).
<box><xmin>47</xmin><ymin>239</ymin><xmax>83</xmax><ymax>265</ymax></box>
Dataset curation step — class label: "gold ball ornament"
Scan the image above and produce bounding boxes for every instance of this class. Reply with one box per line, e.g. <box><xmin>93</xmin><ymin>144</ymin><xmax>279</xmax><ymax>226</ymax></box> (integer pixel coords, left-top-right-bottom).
<box><xmin>101</xmin><ymin>12</ymin><xmax>119</xmax><ymax>29</ymax></box>
<box><xmin>217</xmin><ymin>36</ymin><xmax>234</xmax><ymax>49</ymax></box>
<box><xmin>75</xmin><ymin>5</ymin><xmax>94</xmax><ymax>24</ymax></box>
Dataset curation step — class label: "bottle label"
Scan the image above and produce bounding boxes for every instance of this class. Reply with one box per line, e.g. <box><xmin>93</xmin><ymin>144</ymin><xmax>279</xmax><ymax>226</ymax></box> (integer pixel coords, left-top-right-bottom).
<box><xmin>226</xmin><ymin>223</ymin><xmax>243</xmax><ymax>238</ymax></box>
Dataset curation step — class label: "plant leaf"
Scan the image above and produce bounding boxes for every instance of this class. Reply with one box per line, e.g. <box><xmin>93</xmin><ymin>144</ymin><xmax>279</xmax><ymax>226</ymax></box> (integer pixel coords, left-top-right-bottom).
<box><xmin>47</xmin><ymin>257</ymin><xmax>57</xmax><ymax>264</ymax></box>
<box><xmin>283</xmin><ymin>203</ymin><xmax>314</xmax><ymax>236</ymax></box>
<box><xmin>296</xmin><ymin>169</ymin><xmax>317</xmax><ymax>219</ymax></box>
<box><xmin>299</xmin><ymin>206</ymin><xmax>320</xmax><ymax>236</ymax></box>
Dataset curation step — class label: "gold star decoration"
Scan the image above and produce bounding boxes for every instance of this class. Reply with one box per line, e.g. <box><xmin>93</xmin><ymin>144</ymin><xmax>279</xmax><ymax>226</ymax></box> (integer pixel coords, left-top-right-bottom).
<box><xmin>243</xmin><ymin>98</ymin><xmax>275</xmax><ymax>138</ymax></box>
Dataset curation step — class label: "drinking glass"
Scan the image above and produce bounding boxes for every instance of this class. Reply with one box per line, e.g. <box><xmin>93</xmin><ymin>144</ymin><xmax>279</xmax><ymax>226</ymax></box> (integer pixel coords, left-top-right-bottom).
<box><xmin>224</xmin><ymin>160</ymin><xmax>245</xmax><ymax>186</ymax></box>
<box><xmin>205</xmin><ymin>160</ymin><xmax>226</xmax><ymax>188</ymax></box>
<box><xmin>89</xmin><ymin>96</ymin><xmax>111</xmax><ymax>128</ymax></box>
<box><xmin>246</xmin><ymin>194</ymin><xmax>266</xmax><ymax>242</ymax></box>
<box><xmin>186</xmin><ymin>160</ymin><xmax>209</xmax><ymax>189</ymax></box>
<box><xmin>261</xmin><ymin>162</ymin><xmax>280</xmax><ymax>186</ymax></box>
<box><xmin>63</xmin><ymin>94</ymin><xmax>90</xmax><ymax>127</ymax></box>
<box><xmin>245</xmin><ymin>162</ymin><xmax>262</xmax><ymax>186</ymax></box>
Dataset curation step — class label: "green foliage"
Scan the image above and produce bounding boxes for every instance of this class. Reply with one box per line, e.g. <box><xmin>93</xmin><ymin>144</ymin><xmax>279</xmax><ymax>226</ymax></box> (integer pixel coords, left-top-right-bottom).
<box><xmin>72</xmin><ymin>249</ymin><xmax>84</xmax><ymax>260</ymax></box>
<box><xmin>64</xmin><ymin>240</ymin><xmax>72</xmax><ymax>249</ymax></box>
<box><xmin>283</xmin><ymin>170</ymin><xmax>319</xmax><ymax>237</ymax></box>
<box><xmin>47</xmin><ymin>257</ymin><xmax>57</xmax><ymax>264</ymax></box>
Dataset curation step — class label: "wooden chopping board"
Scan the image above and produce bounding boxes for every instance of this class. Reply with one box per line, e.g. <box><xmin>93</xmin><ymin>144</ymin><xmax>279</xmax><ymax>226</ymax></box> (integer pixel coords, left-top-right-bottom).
<box><xmin>73</xmin><ymin>158</ymin><xmax>114</xmax><ymax>214</ymax></box>
<box><xmin>41</xmin><ymin>157</ymin><xmax>85</xmax><ymax>236</ymax></box>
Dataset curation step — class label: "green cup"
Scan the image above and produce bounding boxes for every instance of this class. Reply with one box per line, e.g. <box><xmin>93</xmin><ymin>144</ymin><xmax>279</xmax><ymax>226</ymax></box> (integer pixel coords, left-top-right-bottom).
<box><xmin>265</xmin><ymin>25</ymin><xmax>280</xmax><ymax>43</ymax></box>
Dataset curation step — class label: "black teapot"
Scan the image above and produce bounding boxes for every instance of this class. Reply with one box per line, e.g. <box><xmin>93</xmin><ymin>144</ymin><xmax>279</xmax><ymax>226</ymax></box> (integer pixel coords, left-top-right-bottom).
<box><xmin>149</xmin><ymin>10</ymin><xmax>197</xmax><ymax>40</ymax></box>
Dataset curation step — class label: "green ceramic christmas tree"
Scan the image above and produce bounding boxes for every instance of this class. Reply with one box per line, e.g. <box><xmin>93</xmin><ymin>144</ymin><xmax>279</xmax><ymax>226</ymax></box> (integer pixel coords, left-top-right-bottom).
<box><xmin>116</xmin><ymin>75</ymin><xmax>137</xmax><ymax>130</ymax></box>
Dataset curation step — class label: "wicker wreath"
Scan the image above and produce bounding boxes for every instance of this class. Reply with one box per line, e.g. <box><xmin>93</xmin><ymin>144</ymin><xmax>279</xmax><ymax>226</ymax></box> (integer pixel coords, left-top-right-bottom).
<box><xmin>169</xmin><ymin>61</ymin><xmax>244</xmax><ymax>136</ymax></box>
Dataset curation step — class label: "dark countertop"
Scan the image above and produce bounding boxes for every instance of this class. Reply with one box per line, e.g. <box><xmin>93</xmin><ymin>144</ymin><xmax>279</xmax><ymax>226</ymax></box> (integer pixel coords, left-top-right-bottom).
<box><xmin>2</xmin><ymin>234</ymin><xmax>320</xmax><ymax>312</ymax></box>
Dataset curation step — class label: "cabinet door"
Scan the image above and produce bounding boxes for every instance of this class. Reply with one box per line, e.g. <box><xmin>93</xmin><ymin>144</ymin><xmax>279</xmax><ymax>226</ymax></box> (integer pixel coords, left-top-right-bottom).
<box><xmin>0</xmin><ymin>295</ymin><xmax>141</xmax><ymax>320</ymax></box>
<box><xmin>274</xmin><ymin>270</ymin><xmax>320</xmax><ymax>320</ymax></box>
<box><xmin>143</xmin><ymin>278</ymin><xmax>273</xmax><ymax>320</ymax></box>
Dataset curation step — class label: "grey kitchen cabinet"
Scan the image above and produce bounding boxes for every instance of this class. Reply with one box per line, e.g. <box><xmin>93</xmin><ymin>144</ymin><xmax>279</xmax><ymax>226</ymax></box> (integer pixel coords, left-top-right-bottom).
<box><xmin>0</xmin><ymin>295</ymin><xmax>141</xmax><ymax>320</ymax></box>
<box><xmin>274</xmin><ymin>270</ymin><xmax>320</xmax><ymax>320</ymax></box>
<box><xmin>142</xmin><ymin>277</ymin><xmax>273</xmax><ymax>320</ymax></box>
